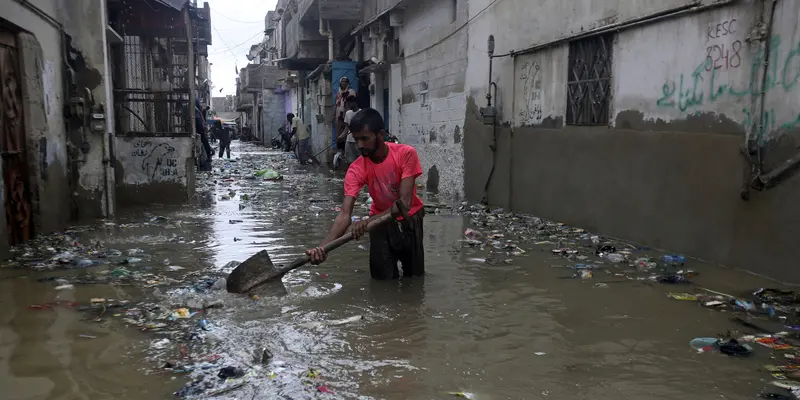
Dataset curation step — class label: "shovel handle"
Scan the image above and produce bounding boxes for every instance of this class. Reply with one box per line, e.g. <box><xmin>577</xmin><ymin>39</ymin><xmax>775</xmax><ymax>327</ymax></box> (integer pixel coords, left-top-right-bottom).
<box><xmin>284</xmin><ymin>200</ymin><xmax>409</xmax><ymax>272</ymax></box>
<box><xmin>321</xmin><ymin>199</ymin><xmax>409</xmax><ymax>253</ymax></box>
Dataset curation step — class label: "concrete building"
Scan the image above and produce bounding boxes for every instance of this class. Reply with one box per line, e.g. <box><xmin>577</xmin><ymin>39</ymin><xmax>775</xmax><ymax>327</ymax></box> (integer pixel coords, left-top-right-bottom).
<box><xmin>108</xmin><ymin>0</ymin><xmax>211</xmax><ymax>207</ymax></box>
<box><xmin>357</xmin><ymin>0</ymin><xmax>468</xmax><ymax>196</ymax></box>
<box><xmin>253</xmin><ymin>0</ymin><xmax>800</xmax><ymax>282</ymax></box>
<box><xmin>458</xmin><ymin>0</ymin><xmax>800</xmax><ymax>283</ymax></box>
<box><xmin>0</xmin><ymin>0</ymin><xmax>209</xmax><ymax>255</ymax></box>
<box><xmin>211</xmin><ymin>95</ymin><xmax>236</xmax><ymax>113</ymax></box>
<box><xmin>0</xmin><ymin>0</ymin><xmax>118</xmax><ymax>256</ymax></box>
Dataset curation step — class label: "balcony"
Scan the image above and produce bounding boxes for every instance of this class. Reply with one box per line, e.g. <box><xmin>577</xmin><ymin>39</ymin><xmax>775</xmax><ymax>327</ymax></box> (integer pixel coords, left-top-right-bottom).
<box><xmin>235</xmin><ymin>93</ymin><xmax>254</xmax><ymax>112</ymax></box>
<box><xmin>296</xmin><ymin>0</ymin><xmax>363</xmax><ymax>23</ymax></box>
<box><xmin>278</xmin><ymin>0</ymin><xmax>363</xmax><ymax>70</ymax></box>
<box><xmin>108</xmin><ymin>0</ymin><xmax>212</xmax><ymax>45</ymax></box>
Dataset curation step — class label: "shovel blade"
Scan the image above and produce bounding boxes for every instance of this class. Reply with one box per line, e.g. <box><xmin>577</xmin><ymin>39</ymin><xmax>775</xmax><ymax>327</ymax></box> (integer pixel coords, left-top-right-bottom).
<box><xmin>226</xmin><ymin>250</ymin><xmax>283</xmax><ymax>293</ymax></box>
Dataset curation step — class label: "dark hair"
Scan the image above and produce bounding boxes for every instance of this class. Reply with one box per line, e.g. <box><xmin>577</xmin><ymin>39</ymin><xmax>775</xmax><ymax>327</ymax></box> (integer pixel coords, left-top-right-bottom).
<box><xmin>345</xmin><ymin>95</ymin><xmax>357</xmax><ymax>103</ymax></box>
<box><xmin>349</xmin><ymin>108</ymin><xmax>384</xmax><ymax>135</ymax></box>
<box><xmin>286</xmin><ymin>113</ymin><xmax>295</xmax><ymax>121</ymax></box>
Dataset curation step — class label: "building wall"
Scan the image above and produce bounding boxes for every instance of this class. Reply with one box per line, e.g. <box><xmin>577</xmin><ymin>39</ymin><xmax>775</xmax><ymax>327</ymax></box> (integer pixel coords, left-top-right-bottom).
<box><xmin>306</xmin><ymin>76</ymin><xmax>335</xmax><ymax>164</ymax></box>
<box><xmin>393</xmin><ymin>0</ymin><xmax>468</xmax><ymax>197</ymax></box>
<box><xmin>57</xmin><ymin>0</ymin><xmax>115</xmax><ymax>220</ymax></box>
<box><xmin>0</xmin><ymin>0</ymin><xmax>73</xmax><ymax>251</ymax></box>
<box><xmin>114</xmin><ymin>136</ymin><xmax>195</xmax><ymax>206</ymax></box>
<box><xmin>262</xmin><ymin>88</ymin><xmax>286</xmax><ymax>143</ymax></box>
<box><xmin>462</xmin><ymin>0</ymin><xmax>800</xmax><ymax>283</ymax></box>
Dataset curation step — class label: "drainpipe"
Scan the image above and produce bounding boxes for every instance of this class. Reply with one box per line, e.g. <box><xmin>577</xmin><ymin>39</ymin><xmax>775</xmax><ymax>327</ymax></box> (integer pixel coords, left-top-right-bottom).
<box><xmin>741</xmin><ymin>0</ymin><xmax>777</xmax><ymax>199</ymax></box>
<box><xmin>377</xmin><ymin>31</ymin><xmax>385</xmax><ymax>62</ymax></box>
<box><xmin>99</xmin><ymin>0</ymin><xmax>113</xmax><ymax>217</ymax></box>
<box><xmin>318</xmin><ymin>2</ymin><xmax>334</xmax><ymax>61</ymax></box>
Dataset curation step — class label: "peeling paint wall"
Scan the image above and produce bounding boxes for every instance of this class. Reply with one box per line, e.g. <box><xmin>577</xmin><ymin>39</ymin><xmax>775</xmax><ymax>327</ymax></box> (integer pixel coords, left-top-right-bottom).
<box><xmin>262</xmin><ymin>89</ymin><xmax>286</xmax><ymax>144</ymax></box>
<box><xmin>1</xmin><ymin>0</ymin><xmax>72</xmax><ymax>246</ymax></box>
<box><xmin>460</xmin><ymin>0</ymin><xmax>800</xmax><ymax>283</ymax></box>
<box><xmin>613</xmin><ymin>1</ymin><xmax>756</xmax><ymax>132</ymax></box>
<box><xmin>465</xmin><ymin>0</ymin><xmax>723</xmax><ymax>124</ymax></box>
<box><xmin>512</xmin><ymin>46</ymin><xmax>568</xmax><ymax>127</ymax></box>
<box><xmin>56</xmin><ymin>0</ymin><xmax>114</xmax><ymax>219</ymax></box>
<box><xmin>308</xmin><ymin>76</ymin><xmax>334</xmax><ymax>164</ymax></box>
<box><xmin>114</xmin><ymin>137</ymin><xmax>194</xmax><ymax>206</ymax></box>
<box><xmin>394</xmin><ymin>0</ymin><xmax>468</xmax><ymax>197</ymax></box>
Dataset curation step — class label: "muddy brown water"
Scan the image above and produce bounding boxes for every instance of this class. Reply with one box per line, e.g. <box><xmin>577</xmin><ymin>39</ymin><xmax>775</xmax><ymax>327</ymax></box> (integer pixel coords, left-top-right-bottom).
<box><xmin>0</xmin><ymin>142</ymin><xmax>792</xmax><ymax>399</ymax></box>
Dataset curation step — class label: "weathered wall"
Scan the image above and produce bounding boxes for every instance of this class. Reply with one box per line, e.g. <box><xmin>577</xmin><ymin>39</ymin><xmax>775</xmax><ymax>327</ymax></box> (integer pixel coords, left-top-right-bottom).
<box><xmin>465</xmin><ymin>0</ymin><xmax>725</xmax><ymax>124</ymax></box>
<box><xmin>1</xmin><ymin>0</ymin><xmax>72</xmax><ymax>248</ymax></box>
<box><xmin>614</xmin><ymin>1</ymin><xmax>756</xmax><ymax>132</ymax></box>
<box><xmin>114</xmin><ymin>137</ymin><xmax>195</xmax><ymax>206</ymax></box>
<box><xmin>262</xmin><ymin>89</ymin><xmax>286</xmax><ymax>143</ymax></box>
<box><xmin>464</xmin><ymin>0</ymin><xmax>800</xmax><ymax>283</ymax></box>
<box><xmin>56</xmin><ymin>0</ymin><xmax>114</xmax><ymax>219</ymax></box>
<box><xmin>393</xmin><ymin>0</ymin><xmax>468</xmax><ymax>197</ymax></box>
<box><xmin>308</xmin><ymin>76</ymin><xmax>334</xmax><ymax>164</ymax></box>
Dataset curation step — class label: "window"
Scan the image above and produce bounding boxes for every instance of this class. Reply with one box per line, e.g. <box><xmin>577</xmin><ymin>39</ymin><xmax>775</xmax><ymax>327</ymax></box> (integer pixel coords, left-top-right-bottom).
<box><xmin>450</xmin><ymin>0</ymin><xmax>458</xmax><ymax>23</ymax></box>
<box><xmin>566</xmin><ymin>33</ymin><xmax>613</xmax><ymax>125</ymax></box>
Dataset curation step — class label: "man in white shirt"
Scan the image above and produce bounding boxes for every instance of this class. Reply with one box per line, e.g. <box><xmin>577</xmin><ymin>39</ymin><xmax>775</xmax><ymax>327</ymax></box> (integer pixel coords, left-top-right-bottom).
<box><xmin>339</xmin><ymin>95</ymin><xmax>360</xmax><ymax>163</ymax></box>
<box><xmin>288</xmin><ymin>113</ymin><xmax>313</xmax><ymax>165</ymax></box>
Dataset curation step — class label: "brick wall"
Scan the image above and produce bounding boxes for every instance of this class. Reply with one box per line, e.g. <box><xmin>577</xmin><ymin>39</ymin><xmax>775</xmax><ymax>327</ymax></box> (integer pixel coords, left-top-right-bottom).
<box><xmin>393</xmin><ymin>0</ymin><xmax>468</xmax><ymax>198</ymax></box>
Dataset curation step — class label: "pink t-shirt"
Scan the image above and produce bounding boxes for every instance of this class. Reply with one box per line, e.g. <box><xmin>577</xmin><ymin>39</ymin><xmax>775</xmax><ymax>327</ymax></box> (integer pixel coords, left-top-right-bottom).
<box><xmin>344</xmin><ymin>142</ymin><xmax>424</xmax><ymax>218</ymax></box>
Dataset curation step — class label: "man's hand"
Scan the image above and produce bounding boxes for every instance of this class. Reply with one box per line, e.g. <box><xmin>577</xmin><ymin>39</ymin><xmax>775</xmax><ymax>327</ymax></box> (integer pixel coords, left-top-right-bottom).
<box><xmin>306</xmin><ymin>247</ymin><xmax>327</xmax><ymax>265</ymax></box>
<box><xmin>352</xmin><ymin>220</ymin><xmax>369</xmax><ymax>240</ymax></box>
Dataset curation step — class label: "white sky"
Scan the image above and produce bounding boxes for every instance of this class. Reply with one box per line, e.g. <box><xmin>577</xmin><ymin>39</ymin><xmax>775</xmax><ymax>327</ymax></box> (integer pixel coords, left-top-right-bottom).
<box><xmin>205</xmin><ymin>0</ymin><xmax>277</xmax><ymax>96</ymax></box>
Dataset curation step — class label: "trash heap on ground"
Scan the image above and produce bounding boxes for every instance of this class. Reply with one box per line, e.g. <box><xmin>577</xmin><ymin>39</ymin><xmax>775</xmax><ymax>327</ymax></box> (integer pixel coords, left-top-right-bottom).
<box><xmin>456</xmin><ymin>203</ymin><xmax>800</xmax><ymax>399</ymax></box>
<box><xmin>9</xmin><ymin>140</ymin><xmax>800</xmax><ymax>399</ymax></box>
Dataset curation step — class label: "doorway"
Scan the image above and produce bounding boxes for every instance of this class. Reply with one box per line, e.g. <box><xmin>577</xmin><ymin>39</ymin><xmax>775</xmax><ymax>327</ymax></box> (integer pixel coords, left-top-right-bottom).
<box><xmin>0</xmin><ymin>29</ymin><xmax>32</xmax><ymax>245</ymax></box>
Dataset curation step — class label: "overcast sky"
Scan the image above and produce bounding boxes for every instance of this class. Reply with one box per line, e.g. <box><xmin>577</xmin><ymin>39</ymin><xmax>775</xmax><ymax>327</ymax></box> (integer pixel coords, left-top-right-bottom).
<box><xmin>205</xmin><ymin>0</ymin><xmax>277</xmax><ymax>96</ymax></box>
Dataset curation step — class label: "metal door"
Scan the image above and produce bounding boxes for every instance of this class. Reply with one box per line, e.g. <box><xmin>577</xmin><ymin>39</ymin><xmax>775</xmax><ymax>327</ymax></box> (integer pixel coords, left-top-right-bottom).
<box><xmin>0</xmin><ymin>30</ymin><xmax>32</xmax><ymax>245</ymax></box>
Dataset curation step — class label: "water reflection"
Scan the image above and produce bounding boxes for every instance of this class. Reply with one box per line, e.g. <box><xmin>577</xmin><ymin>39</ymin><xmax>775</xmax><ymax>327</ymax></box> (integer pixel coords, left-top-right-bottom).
<box><xmin>0</xmin><ymin>142</ymin><xmax>791</xmax><ymax>399</ymax></box>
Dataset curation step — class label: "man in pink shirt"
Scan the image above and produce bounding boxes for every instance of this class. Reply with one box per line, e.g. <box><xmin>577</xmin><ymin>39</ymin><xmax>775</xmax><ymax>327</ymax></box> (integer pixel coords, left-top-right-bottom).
<box><xmin>306</xmin><ymin>108</ymin><xmax>425</xmax><ymax>280</ymax></box>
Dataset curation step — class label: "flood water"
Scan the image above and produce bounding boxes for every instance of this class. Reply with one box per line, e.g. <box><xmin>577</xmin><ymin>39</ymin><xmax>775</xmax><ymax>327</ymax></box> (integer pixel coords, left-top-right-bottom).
<box><xmin>0</xmin><ymin>141</ymin><xmax>795</xmax><ymax>399</ymax></box>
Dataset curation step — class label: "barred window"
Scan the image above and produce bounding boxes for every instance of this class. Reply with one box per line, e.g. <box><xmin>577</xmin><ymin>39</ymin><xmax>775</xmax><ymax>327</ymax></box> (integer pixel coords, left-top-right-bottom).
<box><xmin>566</xmin><ymin>34</ymin><xmax>613</xmax><ymax>125</ymax></box>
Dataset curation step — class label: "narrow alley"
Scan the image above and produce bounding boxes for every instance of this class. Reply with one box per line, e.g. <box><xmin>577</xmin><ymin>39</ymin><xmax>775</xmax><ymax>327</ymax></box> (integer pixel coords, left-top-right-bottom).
<box><xmin>0</xmin><ymin>142</ymin><xmax>797</xmax><ymax>400</ymax></box>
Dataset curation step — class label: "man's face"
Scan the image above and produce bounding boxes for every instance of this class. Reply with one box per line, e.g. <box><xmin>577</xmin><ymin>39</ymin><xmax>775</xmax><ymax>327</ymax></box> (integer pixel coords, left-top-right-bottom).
<box><xmin>340</xmin><ymin>79</ymin><xmax>349</xmax><ymax>90</ymax></box>
<box><xmin>353</xmin><ymin>127</ymin><xmax>382</xmax><ymax>157</ymax></box>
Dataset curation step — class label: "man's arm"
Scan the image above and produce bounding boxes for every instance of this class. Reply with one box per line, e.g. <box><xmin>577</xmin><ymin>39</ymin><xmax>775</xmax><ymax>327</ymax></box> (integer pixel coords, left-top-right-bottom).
<box><xmin>337</xmin><ymin>123</ymin><xmax>350</xmax><ymax>141</ymax></box>
<box><xmin>307</xmin><ymin>165</ymin><xmax>365</xmax><ymax>264</ymax></box>
<box><xmin>320</xmin><ymin>196</ymin><xmax>356</xmax><ymax>246</ymax></box>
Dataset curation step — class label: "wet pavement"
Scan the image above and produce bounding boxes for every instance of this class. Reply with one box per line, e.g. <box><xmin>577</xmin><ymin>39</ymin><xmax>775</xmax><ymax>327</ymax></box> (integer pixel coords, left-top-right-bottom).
<box><xmin>1</xmin><ymin>141</ymin><xmax>799</xmax><ymax>399</ymax></box>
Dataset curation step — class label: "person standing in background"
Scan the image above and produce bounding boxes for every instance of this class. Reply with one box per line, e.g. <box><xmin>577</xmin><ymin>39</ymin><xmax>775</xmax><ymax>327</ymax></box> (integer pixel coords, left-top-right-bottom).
<box><xmin>215</xmin><ymin>120</ymin><xmax>231</xmax><ymax>159</ymax></box>
<box><xmin>334</xmin><ymin>76</ymin><xmax>356</xmax><ymax>160</ymax></box>
<box><xmin>195</xmin><ymin>100</ymin><xmax>212</xmax><ymax>171</ymax></box>
<box><xmin>337</xmin><ymin>95</ymin><xmax>360</xmax><ymax>163</ymax></box>
<box><xmin>288</xmin><ymin>113</ymin><xmax>314</xmax><ymax>165</ymax></box>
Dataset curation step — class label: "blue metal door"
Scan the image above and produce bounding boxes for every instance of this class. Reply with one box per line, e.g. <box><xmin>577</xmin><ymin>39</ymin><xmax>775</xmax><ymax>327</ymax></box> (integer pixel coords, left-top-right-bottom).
<box><xmin>331</xmin><ymin>61</ymin><xmax>358</xmax><ymax>143</ymax></box>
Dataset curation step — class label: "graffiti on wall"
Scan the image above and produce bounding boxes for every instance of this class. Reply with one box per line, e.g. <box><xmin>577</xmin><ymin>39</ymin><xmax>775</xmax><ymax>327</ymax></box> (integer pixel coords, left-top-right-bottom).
<box><xmin>655</xmin><ymin>31</ymin><xmax>800</xmax><ymax>139</ymax></box>
<box><xmin>131</xmin><ymin>140</ymin><xmax>178</xmax><ymax>179</ymax></box>
<box><xmin>518</xmin><ymin>60</ymin><xmax>543</xmax><ymax>124</ymax></box>
<box><xmin>705</xmin><ymin>18</ymin><xmax>743</xmax><ymax>71</ymax></box>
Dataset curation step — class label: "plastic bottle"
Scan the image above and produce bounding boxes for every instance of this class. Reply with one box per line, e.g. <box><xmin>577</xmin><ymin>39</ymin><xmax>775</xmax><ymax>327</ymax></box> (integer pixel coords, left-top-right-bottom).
<box><xmin>662</xmin><ymin>255</ymin><xmax>686</xmax><ymax>264</ymax></box>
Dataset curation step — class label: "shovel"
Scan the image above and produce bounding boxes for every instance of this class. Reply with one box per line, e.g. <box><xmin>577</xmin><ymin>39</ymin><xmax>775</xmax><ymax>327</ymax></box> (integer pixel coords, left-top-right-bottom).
<box><xmin>226</xmin><ymin>199</ymin><xmax>410</xmax><ymax>293</ymax></box>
